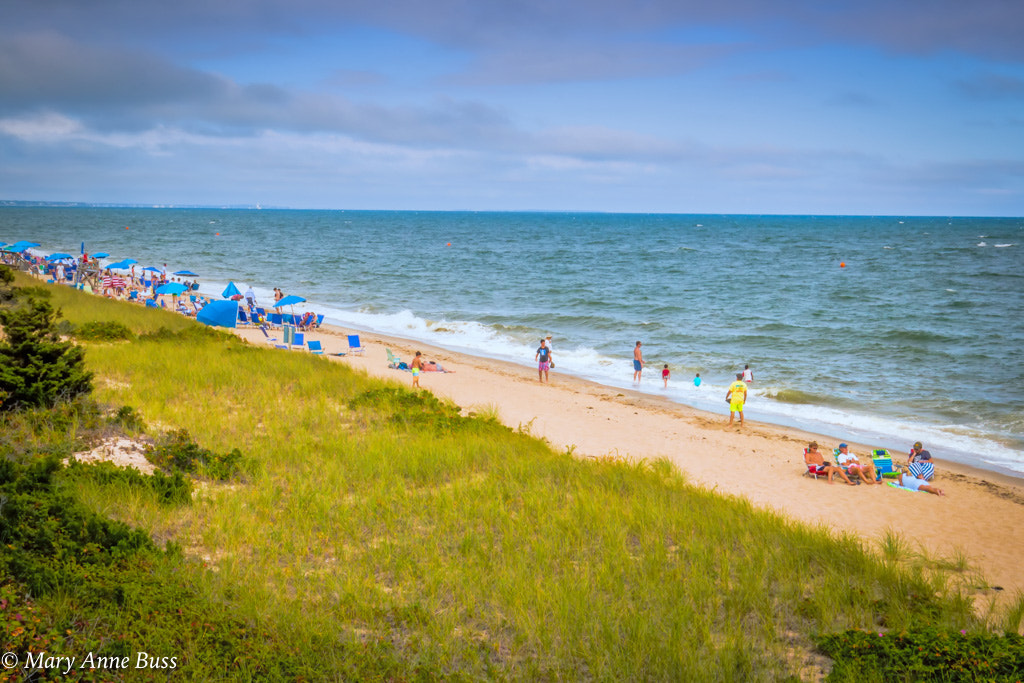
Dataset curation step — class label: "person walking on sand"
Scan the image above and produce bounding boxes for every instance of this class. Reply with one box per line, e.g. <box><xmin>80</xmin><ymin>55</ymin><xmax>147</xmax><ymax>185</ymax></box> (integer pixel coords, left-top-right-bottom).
<box><xmin>633</xmin><ymin>341</ymin><xmax>644</xmax><ymax>383</ymax></box>
<box><xmin>742</xmin><ymin>364</ymin><xmax>754</xmax><ymax>383</ymax></box>
<box><xmin>662</xmin><ymin>364</ymin><xmax>670</xmax><ymax>388</ymax></box>
<box><xmin>535</xmin><ymin>338</ymin><xmax>552</xmax><ymax>383</ymax></box>
<box><xmin>410</xmin><ymin>351</ymin><xmax>424</xmax><ymax>388</ymax></box>
<box><xmin>726</xmin><ymin>372</ymin><xmax>747</xmax><ymax>425</ymax></box>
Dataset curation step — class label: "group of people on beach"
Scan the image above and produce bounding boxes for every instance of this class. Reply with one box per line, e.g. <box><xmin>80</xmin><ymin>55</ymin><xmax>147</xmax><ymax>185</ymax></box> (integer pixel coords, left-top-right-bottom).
<box><xmin>804</xmin><ymin>440</ymin><xmax>944</xmax><ymax>495</ymax></box>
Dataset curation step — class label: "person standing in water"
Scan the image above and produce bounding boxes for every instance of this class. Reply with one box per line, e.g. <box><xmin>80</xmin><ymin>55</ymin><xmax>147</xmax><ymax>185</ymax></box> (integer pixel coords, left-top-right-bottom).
<box><xmin>633</xmin><ymin>341</ymin><xmax>644</xmax><ymax>383</ymax></box>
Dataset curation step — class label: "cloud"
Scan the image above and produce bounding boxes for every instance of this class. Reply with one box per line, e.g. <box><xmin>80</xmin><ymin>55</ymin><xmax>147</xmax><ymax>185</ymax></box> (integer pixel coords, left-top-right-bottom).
<box><xmin>956</xmin><ymin>73</ymin><xmax>1024</xmax><ymax>101</ymax></box>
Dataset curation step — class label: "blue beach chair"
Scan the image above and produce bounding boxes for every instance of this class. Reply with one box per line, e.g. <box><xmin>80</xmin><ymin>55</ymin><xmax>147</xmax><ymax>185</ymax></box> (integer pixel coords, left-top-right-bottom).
<box><xmin>307</xmin><ymin>340</ymin><xmax>324</xmax><ymax>355</ymax></box>
<box><xmin>870</xmin><ymin>450</ymin><xmax>902</xmax><ymax>481</ymax></box>
<box><xmin>347</xmin><ymin>335</ymin><xmax>365</xmax><ymax>356</ymax></box>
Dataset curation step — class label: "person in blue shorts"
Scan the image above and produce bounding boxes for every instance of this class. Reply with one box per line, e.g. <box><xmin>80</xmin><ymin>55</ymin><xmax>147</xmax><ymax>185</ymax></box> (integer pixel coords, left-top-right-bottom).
<box><xmin>633</xmin><ymin>341</ymin><xmax>644</xmax><ymax>383</ymax></box>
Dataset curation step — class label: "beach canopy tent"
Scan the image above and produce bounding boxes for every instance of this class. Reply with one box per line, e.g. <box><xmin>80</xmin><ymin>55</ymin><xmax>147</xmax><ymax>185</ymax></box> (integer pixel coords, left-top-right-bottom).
<box><xmin>196</xmin><ymin>300</ymin><xmax>238</xmax><ymax>329</ymax></box>
<box><xmin>92</xmin><ymin>252</ymin><xmax>109</xmax><ymax>258</ymax></box>
<box><xmin>222</xmin><ymin>281</ymin><xmax>242</xmax><ymax>298</ymax></box>
<box><xmin>173</xmin><ymin>270</ymin><xmax>199</xmax><ymax>277</ymax></box>
<box><xmin>155</xmin><ymin>282</ymin><xmax>189</xmax><ymax>295</ymax></box>
<box><xmin>45</xmin><ymin>253</ymin><xmax>73</xmax><ymax>261</ymax></box>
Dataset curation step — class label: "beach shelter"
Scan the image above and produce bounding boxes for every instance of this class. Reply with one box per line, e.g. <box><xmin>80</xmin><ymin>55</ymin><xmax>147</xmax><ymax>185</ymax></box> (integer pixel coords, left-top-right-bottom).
<box><xmin>222</xmin><ymin>281</ymin><xmax>242</xmax><ymax>299</ymax></box>
<box><xmin>196</xmin><ymin>300</ymin><xmax>238</xmax><ymax>329</ymax></box>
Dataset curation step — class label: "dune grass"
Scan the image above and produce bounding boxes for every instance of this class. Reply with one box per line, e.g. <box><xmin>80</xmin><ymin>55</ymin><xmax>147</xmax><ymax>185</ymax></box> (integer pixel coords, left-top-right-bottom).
<box><xmin>5</xmin><ymin>275</ymin><xmax>1017</xmax><ymax>680</ymax></box>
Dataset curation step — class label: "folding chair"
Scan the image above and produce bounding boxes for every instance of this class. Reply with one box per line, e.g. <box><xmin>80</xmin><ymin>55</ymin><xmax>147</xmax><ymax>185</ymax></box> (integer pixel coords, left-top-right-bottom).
<box><xmin>307</xmin><ymin>340</ymin><xmax>324</xmax><ymax>355</ymax></box>
<box><xmin>870</xmin><ymin>449</ymin><xmax>902</xmax><ymax>481</ymax></box>
<box><xmin>259</xmin><ymin>325</ymin><xmax>278</xmax><ymax>343</ymax></box>
<box><xmin>347</xmin><ymin>335</ymin><xmax>365</xmax><ymax>356</ymax></box>
<box><xmin>292</xmin><ymin>332</ymin><xmax>305</xmax><ymax>350</ymax></box>
<box><xmin>386</xmin><ymin>348</ymin><xmax>403</xmax><ymax>368</ymax></box>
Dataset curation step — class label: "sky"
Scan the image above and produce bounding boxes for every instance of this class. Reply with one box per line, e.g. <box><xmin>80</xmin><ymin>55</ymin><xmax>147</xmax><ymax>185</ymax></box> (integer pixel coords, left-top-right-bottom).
<box><xmin>1</xmin><ymin>0</ymin><xmax>1023</xmax><ymax>215</ymax></box>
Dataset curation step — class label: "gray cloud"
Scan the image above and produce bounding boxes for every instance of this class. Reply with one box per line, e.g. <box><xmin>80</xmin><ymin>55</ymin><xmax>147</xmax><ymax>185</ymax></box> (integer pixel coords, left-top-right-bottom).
<box><xmin>956</xmin><ymin>73</ymin><xmax>1024</xmax><ymax>101</ymax></box>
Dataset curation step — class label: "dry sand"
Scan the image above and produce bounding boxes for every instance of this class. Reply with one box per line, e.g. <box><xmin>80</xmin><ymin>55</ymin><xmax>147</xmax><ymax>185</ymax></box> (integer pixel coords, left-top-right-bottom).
<box><xmin>230</xmin><ymin>321</ymin><xmax>1024</xmax><ymax>600</ymax></box>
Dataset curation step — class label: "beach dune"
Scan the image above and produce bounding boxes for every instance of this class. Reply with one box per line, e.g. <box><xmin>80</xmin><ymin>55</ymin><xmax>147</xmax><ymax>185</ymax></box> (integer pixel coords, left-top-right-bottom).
<box><xmin>231</xmin><ymin>322</ymin><xmax>1024</xmax><ymax>602</ymax></box>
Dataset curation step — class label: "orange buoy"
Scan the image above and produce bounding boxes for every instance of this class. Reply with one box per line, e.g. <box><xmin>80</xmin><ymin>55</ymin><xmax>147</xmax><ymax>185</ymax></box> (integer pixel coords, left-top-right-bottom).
<box><xmin>840</xmin><ymin>262</ymin><xmax>846</xmax><ymax>268</ymax></box>
<box><xmin>446</xmin><ymin>242</ymin><xmax>451</xmax><ymax>246</ymax></box>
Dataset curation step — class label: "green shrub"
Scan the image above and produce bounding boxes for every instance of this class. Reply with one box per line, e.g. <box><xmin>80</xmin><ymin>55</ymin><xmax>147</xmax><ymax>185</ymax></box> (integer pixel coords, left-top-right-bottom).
<box><xmin>108</xmin><ymin>404</ymin><xmax>146</xmax><ymax>432</ymax></box>
<box><xmin>146</xmin><ymin>428</ymin><xmax>251</xmax><ymax>481</ymax></box>
<box><xmin>74</xmin><ymin>320</ymin><xmax>135</xmax><ymax>341</ymax></box>
<box><xmin>0</xmin><ymin>456</ymin><xmax>155</xmax><ymax>595</ymax></box>
<box><xmin>0</xmin><ymin>298</ymin><xmax>93</xmax><ymax>411</ymax></box>
<box><xmin>815</xmin><ymin>627</ymin><xmax>1024</xmax><ymax>681</ymax></box>
<box><xmin>349</xmin><ymin>386</ymin><xmax>487</xmax><ymax>434</ymax></box>
<box><xmin>66</xmin><ymin>460</ymin><xmax>192</xmax><ymax>506</ymax></box>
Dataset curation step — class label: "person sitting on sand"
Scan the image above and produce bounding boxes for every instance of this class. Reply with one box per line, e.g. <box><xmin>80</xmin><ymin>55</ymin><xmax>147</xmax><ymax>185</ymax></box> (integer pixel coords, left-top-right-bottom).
<box><xmin>805</xmin><ymin>442</ymin><xmax>856</xmax><ymax>485</ymax></box>
<box><xmin>907</xmin><ymin>441</ymin><xmax>935</xmax><ymax>480</ymax></box>
<box><xmin>836</xmin><ymin>443</ymin><xmax>879</xmax><ymax>484</ymax></box>
<box><xmin>893</xmin><ymin>471</ymin><xmax>945</xmax><ymax>496</ymax></box>
<box><xmin>298</xmin><ymin>311</ymin><xmax>316</xmax><ymax>330</ymax></box>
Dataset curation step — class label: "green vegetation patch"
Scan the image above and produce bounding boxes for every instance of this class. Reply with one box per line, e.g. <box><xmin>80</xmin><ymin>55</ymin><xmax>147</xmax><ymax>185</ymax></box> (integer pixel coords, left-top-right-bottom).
<box><xmin>72</xmin><ymin>320</ymin><xmax>136</xmax><ymax>342</ymax></box>
<box><xmin>815</xmin><ymin>627</ymin><xmax>1024</xmax><ymax>682</ymax></box>
<box><xmin>146</xmin><ymin>428</ymin><xmax>255</xmax><ymax>481</ymax></box>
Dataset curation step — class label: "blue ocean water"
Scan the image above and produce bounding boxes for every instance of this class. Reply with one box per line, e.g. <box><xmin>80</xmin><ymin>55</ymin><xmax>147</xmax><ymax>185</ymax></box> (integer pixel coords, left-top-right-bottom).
<box><xmin>4</xmin><ymin>208</ymin><xmax>1023</xmax><ymax>475</ymax></box>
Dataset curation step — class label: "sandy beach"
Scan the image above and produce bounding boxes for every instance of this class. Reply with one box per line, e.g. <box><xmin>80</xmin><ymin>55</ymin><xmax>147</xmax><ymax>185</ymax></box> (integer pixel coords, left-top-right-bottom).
<box><xmin>229</xmin><ymin>320</ymin><xmax>1024</xmax><ymax>602</ymax></box>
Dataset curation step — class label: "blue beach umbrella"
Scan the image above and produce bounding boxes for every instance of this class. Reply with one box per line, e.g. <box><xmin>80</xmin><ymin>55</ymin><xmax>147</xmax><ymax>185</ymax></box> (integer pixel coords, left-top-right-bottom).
<box><xmin>155</xmin><ymin>282</ymin><xmax>188</xmax><ymax>295</ymax></box>
<box><xmin>196</xmin><ymin>299</ymin><xmax>238</xmax><ymax>329</ymax></box>
<box><xmin>143</xmin><ymin>266</ymin><xmax>162</xmax><ymax>273</ymax></box>
<box><xmin>45</xmin><ymin>253</ymin><xmax>73</xmax><ymax>261</ymax></box>
<box><xmin>105</xmin><ymin>260</ymin><xmax>132</xmax><ymax>270</ymax></box>
<box><xmin>273</xmin><ymin>295</ymin><xmax>306</xmax><ymax>308</ymax></box>
<box><xmin>3</xmin><ymin>240</ymin><xmax>40</xmax><ymax>252</ymax></box>
<box><xmin>222</xmin><ymin>281</ymin><xmax>242</xmax><ymax>298</ymax></box>
<box><xmin>173</xmin><ymin>270</ymin><xmax>199</xmax><ymax>277</ymax></box>
<box><xmin>92</xmin><ymin>252</ymin><xmax>109</xmax><ymax>258</ymax></box>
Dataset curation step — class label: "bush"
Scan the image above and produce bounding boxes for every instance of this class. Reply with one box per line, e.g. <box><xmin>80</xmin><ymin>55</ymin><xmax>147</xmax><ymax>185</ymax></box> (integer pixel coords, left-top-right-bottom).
<box><xmin>348</xmin><ymin>387</ymin><xmax>474</xmax><ymax>434</ymax></box>
<box><xmin>66</xmin><ymin>460</ymin><xmax>192</xmax><ymax>506</ymax></box>
<box><xmin>0</xmin><ymin>456</ymin><xmax>155</xmax><ymax>595</ymax></box>
<box><xmin>146</xmin><ymin>428</ymin><xmax>250</xmax><ymax>481</ymax></box>
<box><xmin>0</xmin><ymin>298</ymin><xmax>93</xmax><ymax>411</ymax></box>
<box><xmin>815</xmin><ymin>627</ymin><xmax>1024</xmax><ymax>681</ymax></box>
<box><xmin>109</xmin><ymin>404</ymin><xmax>146</xmax><ymax>432</ymax></box>
<box><xmin>74</xmin><ymin>320</ymin><xmax>135</xmax><ymax>341</ymax></box>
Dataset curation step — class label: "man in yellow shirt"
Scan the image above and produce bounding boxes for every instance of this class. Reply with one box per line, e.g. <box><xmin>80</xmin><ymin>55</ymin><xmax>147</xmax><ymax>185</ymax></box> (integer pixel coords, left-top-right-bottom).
<box><xmin>726</xmin><ymin>372</ymin><xmax>747</xmax><ymax>426</ymax></box>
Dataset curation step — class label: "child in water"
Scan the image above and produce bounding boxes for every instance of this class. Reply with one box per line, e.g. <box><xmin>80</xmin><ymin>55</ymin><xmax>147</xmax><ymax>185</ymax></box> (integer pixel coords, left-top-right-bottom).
<box><xmin>662</xmin><ymin>364</ymin><xmax>670</xmax><ymax>388</ymax></box>
<box><xmin>693</xmin><ymin>373</ymin><xmax>701</xmax><ymax>388</ymax></box>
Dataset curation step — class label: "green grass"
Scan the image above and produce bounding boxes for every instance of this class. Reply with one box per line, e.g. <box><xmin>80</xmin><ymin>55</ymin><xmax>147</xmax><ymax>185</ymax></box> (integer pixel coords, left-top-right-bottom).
<box><xmin>3</xmin><ymin>275</ymin><xmax>1019</xmax><ymax>681</ymax></box>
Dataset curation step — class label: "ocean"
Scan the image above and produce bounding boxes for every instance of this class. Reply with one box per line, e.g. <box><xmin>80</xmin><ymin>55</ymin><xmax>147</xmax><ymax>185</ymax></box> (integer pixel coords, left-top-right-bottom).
<box><xmin>3</xmin><ymin>208</ymin><xmax>1022</xmax><ymax>476</ymax></box>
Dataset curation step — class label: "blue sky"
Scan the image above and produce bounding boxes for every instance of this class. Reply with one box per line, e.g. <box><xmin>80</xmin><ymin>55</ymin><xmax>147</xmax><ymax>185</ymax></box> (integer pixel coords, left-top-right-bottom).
<box><xmin>1</xmin><ymin>0</ymin><xmax>1022</xmax><ymax>215</ymax></box>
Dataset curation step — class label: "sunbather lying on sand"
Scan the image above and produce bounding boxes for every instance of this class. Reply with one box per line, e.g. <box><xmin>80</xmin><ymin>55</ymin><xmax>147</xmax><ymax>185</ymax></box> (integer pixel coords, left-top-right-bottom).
<box><xmin>893</xmin><ymin>472</ymin><xmax>945</xmax><ymax>496</ymax></box>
